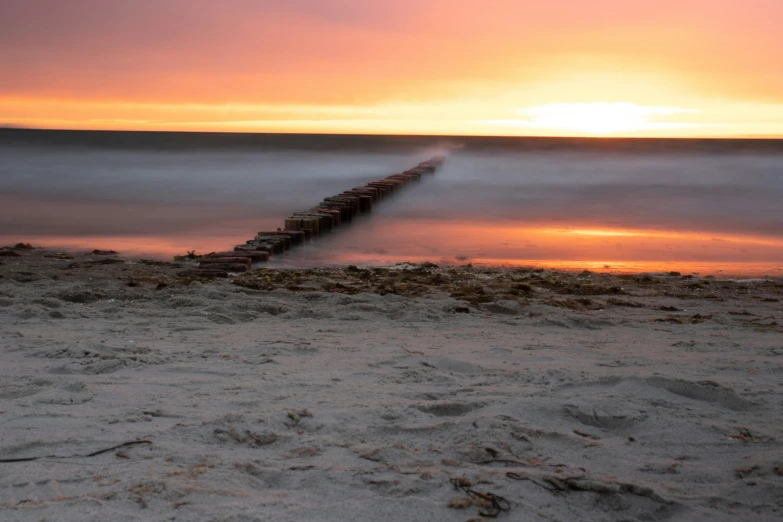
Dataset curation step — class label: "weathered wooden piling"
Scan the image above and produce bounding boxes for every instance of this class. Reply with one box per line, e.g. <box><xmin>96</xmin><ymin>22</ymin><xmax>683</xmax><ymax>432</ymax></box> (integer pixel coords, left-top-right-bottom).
<box><xmin>207</xmin><ymin>155</ymin><xmax>446</xmax><ymax>268</ymax></box>
<box><xmin>256</xmin><ymin>230</ymin><xmax>307</xmax><ymax>246</ymax></box>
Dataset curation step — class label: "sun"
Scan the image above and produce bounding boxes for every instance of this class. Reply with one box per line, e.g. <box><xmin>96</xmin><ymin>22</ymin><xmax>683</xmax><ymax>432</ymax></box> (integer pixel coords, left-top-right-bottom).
<box><xmin>482</xmin><ymin>102</ymin><xmax>701</xmax><ymax>135</ymax></box>
<box><xmin>526</xmin><ymin>102</ymin><xmax>661</xmax><ymax>134</ymax></box>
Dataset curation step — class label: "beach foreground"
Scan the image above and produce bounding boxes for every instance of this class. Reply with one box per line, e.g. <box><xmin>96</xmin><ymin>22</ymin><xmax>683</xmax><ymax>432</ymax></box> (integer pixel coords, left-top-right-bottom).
<box><xmin>1</xmin><ymin>246</ymin><xmax>781</xmax><ymax>521</ymax></box>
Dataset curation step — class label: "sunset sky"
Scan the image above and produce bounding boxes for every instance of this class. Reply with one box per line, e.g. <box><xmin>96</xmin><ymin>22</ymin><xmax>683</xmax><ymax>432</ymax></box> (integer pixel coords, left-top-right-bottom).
<box><xmin>2</xmin><ymin>0</ymin><xmax>782</xmax><ymax>137</ymax></box>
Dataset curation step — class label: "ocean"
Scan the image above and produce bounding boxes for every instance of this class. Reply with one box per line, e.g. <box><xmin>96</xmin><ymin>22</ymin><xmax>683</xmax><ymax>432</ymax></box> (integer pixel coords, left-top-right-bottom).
<box><xmin>1</xmin><ymin>128</ymin><xmax>781</xmax><ymax>276</ymax></box>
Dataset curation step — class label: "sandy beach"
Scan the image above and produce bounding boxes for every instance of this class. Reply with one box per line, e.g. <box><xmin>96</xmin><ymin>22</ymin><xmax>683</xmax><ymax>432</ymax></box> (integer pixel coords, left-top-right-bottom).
<box><xmin>1</xmin><ymin>244</ymin><xmax>782</xmax><ymax>521</ymax></box>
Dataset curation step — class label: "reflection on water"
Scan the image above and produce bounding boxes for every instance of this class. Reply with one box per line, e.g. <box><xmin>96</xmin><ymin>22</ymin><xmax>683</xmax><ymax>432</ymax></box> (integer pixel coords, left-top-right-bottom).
<box><xmin>1</xmin><ymin>130</ymin><xmax>781</xmax><ymax>276</ymax></box>
<box><xmin>272</xmin><ymin>220</ymin><xmax>783</xmax><ymax>276</ymax></box>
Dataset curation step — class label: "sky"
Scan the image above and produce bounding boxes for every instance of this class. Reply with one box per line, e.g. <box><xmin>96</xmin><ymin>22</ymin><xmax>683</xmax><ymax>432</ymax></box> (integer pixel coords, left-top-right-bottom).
<box><xmin>1</xmin><ymin>0</ymin><xmax>783</xmax><ymax>137</ymax></box>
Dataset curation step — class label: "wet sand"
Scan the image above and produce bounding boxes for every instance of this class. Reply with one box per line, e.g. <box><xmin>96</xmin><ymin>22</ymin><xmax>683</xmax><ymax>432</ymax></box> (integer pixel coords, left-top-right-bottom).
<box><xmin>1</xmin><ymin>245</ymin><xmax>782</xmax><ymax>521</ymax></box>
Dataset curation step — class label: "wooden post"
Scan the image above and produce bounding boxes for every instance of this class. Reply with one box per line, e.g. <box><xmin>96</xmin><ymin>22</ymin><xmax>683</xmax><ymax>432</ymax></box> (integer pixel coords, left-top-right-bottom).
<box><xmin>212</xmin><ymin>155</ymin><xmax>444</xmax><ymax>264</ymax></box>
<box><xmin>254</xmin><ymin>230</ymin><xmax>306</xmax><ymax>246</ymax></box>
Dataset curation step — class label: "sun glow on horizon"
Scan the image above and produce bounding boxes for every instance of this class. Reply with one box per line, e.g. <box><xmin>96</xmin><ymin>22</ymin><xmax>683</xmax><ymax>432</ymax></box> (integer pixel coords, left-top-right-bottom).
<box><xmin>2</xmin><ymin>1</ymin><xmax>783</xmax><ymax>137</ymax></box>
<box><xmin>2</xmin><ymin>96</ymin><xmax>781</xmax><ymax>137</ymax></box>
<box><xmin>482</xmin><ymin>102</ymin><xmax>704</xmax><ymax>135</ymax></box>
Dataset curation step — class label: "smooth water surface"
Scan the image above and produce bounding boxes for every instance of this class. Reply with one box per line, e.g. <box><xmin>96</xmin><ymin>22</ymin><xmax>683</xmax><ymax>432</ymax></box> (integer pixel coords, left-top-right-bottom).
<box><xmin>1</xmin><ymin>129</ymin><xmax>781</xmax><ymax>275</ymax></box>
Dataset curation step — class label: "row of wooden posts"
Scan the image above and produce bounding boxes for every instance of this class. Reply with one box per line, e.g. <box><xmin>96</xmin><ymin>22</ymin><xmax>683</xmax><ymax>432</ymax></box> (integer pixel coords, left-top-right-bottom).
<box><xmin>177</xmin><ymin>156</ymin><xmax>446</xmax><ymax>277</ymax></box>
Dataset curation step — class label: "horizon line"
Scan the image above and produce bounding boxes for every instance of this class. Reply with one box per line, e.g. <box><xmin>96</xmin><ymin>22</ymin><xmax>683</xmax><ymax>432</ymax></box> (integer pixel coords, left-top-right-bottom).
<box><xmin>2</xmin><ymin>126</ymin><xmax>782</xmax><ymax>141</ymax></box>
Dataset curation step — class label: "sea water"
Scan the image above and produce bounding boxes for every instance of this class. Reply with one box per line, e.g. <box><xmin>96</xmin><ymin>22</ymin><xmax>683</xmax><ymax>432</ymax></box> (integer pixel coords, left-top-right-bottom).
<box><xmin>1</xmin><ymin>129</ymin><xmax>781</xmax><ymax>276</ymax></box>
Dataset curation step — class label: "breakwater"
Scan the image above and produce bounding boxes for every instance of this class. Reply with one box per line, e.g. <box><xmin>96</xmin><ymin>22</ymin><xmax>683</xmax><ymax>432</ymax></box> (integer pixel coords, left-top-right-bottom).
<box><xmin>179</xmin><ymin>156</ymin><xmax>445</xmax><ymax>276</ymax></box>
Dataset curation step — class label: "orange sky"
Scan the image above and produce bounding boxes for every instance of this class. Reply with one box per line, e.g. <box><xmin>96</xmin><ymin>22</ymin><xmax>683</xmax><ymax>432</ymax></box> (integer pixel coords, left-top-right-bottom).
<box><xmin>2</xmin><ymin>0</ymin><xmax>783</xmax><ymax>136</ymax></box>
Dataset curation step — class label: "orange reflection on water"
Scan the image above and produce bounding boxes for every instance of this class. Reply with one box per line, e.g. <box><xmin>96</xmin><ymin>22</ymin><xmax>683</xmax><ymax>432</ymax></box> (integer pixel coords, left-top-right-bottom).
<box><xmin>341</xmin><ymin>219</ymin><xmax>783</xmax><ymax>260</ymax></box>
<box><xmin>536</xmin><ymin>227</ymin><xmax>783</xmax><ymax>247</ymax></box>
<box><xmin>284</xmin><ymin>219</ymin><xmax>783</xmax><ymax>276</ymax></box>
<box><xmin>0</xmin><ymin>235</ymin><xmax>250</xmax><ymax>259</ymax></box>
<box><xmin>4</xmin><ymin>220</ymin><xmax>782</xmax><ymax>277</ymax></box>
<box><xmin>287</xmin><ymin>252</ymin><xmax>783</xmax><ymax>277</ymax></box>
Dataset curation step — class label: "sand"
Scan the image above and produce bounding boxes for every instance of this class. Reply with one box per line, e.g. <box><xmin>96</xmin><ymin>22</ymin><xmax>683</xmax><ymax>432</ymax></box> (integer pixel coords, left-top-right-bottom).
<box><xmin>1</xmin><ymin>245</ymin><xmax>782</xmax><ymax>521</ymax></box>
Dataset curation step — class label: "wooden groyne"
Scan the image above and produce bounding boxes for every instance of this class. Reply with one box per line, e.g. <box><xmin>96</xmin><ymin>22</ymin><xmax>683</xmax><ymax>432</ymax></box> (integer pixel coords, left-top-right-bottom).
<box><xmin>181</xmin><ymin>156</ymin><xmax>445</xmax><ymax>277</ymax></box>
